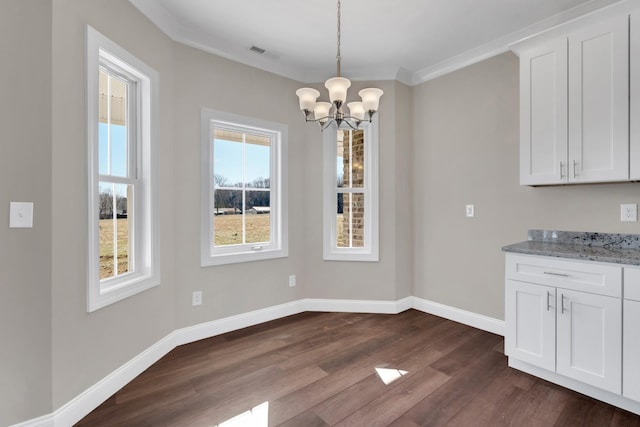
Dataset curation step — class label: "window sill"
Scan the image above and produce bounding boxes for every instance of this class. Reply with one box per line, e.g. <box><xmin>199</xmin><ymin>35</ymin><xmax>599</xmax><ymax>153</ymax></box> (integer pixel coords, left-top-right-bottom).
<box><xmin>323</xmin><ymin>250</ymin><xmax>379</xmax><ymax>262</ymax></box>
<box><xmin>88</xmin><ymin>274</ymin><xmax>160</xmax><ymax>312</ymax></box>
<box><xmin>201</xmin><ymin>248</ymin><xmax>288</xmax><ymax>267</ymax></box>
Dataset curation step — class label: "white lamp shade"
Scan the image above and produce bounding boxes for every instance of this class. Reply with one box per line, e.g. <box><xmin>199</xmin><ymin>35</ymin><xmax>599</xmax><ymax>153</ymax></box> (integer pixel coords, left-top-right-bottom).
<box><xmin>347</xmin><ymin>101</ymin><xmax>365</xmax><ymax>121</ymax></box>
<box><xmin>325</xmin><ymin>77</ymin><xmax>351</xmax><ymax>104</ymax></box>
<box><xmin>359</xmin><ymin>88</ymin><xmax>384</xmax><ymax>112</ymax></box>
<box><xmin>295</xmin><ymin>87</ymin><xmax>320</xmax><ymax>111</ymax></box>
<box><xmin>314</xmin><ymin>102</ymin><xmax>332</xmax><ymax>121</ymax></box>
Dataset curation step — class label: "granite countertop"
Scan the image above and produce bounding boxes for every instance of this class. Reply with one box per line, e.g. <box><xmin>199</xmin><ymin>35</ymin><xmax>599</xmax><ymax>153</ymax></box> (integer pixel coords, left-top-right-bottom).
<box><xmin>502</xmin><ymin>230</ymin><xmax>640</xmax><ymax>266</ymax></box>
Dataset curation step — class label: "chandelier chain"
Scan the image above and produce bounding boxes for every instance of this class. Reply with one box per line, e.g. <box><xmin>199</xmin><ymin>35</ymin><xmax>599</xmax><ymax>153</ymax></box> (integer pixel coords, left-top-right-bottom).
<box><xmin>336</xmin><ymin>0</ymin><xmax>341</xmax><ymax>77</ymax></box>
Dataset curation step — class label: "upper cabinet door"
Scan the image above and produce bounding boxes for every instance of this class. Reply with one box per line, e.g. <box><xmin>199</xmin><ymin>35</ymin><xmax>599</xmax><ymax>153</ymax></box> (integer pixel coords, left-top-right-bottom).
<box><xmin>631</xmin><ymin>13</ymin><xmax>640</xmax><ymax>180</ymax></box>
<box><xmin>568</xmin><ymin>16</ymin><xmax>629</xmax><ymax>183</ymax></box>
<box><xmin>520</xmin><ymin>40</ymin><xmax>568</xmax><ymax>185</ymax></box>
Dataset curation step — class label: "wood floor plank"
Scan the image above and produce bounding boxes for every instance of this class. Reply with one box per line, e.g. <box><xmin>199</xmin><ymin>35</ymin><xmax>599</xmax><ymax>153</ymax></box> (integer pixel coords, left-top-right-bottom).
<box><xmin>268</xmin><ymin>356</ymin><xmax>377</xmax><ymax>425</ymax></box>
<box><xmin>400</xmin><ymin>346</ymin><xmax>510</xmax><ymax>425</ymax></box>
<box><xmin>507</xmin><ymin>380</ymin><xmax>570</xmax><ymax>426</ymax></box>
<box><xmin>275</xmin><ymin>410</ymin><xmax>330</xmax><ymax>427</ymax></box>
<box><xmin>75</xmin><ymin>310</ymin><xmax>640</xmax><ymax>427</ymax></box>
<box><xmin>611</xmin><ymin>409</ymin><xmax>640</xmax><ymax>427</ymax></box>
<box><xmin>333</xmin><ymin>366</ymin><xmax>450</xmax><ymax>426</ymax></box>
<box><xmin>553</xmin><ymin>396</ymin><xmax>615</xmax><ymax>427</ymax></box>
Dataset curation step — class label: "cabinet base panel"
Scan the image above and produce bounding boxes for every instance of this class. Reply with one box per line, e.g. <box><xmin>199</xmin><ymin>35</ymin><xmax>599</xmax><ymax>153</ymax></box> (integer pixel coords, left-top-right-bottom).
<box><xmin>508</xmin><ymin>357</ymin><xmax>640</xmax><ymax>415</ymax></box>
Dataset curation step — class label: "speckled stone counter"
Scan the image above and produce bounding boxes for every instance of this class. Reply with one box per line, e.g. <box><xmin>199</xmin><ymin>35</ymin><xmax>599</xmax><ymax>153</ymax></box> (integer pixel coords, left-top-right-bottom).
<box><xmin>502</xmin><ymin>230</ymin><xmax>640</xmax><ymax>266</ymax></box>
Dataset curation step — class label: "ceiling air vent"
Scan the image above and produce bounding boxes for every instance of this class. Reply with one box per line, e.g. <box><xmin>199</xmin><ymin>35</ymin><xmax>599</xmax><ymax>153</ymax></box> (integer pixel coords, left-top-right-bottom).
<box><xmin>249</xmin><ymin>45</ymin><xmax>266</xmax><ymax>55</ymax></box>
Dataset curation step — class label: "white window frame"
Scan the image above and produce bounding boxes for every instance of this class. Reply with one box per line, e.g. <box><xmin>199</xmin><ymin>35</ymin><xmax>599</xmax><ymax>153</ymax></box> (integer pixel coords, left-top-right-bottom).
<box><xmin>86</xmin><ymin>26</ymin><xmax>160</xmax><ymax>312</ymax></box>
<box><xmin>323</xmin><ymin>120</ymin><xmax>379</xmax><ymax>261</ymax></box>
<box><xmin>200</xmin><ymin>109</ymin><xmax>288</xmax><ymax>266</ymax></box>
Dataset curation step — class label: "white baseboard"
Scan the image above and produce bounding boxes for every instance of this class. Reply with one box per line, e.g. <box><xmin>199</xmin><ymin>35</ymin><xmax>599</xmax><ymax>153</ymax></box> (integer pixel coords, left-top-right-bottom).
<box><xmin>412</xmin><ymin>297</ymin><xmax>505</xmax><ymax>336</ymax></box>
<box><xmin>175</xmin><ymin>300</ymin><xmax>305</xmax><ymax>346</ymax></box>
<box><xmin>302</xmin><ymin>296</ymin><xmax>414</xmax><ymax>314</ymax></box>
<box><xmin>12</xmin><ymin>296</ymin><xmax>501</xmax><ymax>427</ymax></box>
<box><xmin>53</xmin><ymin>332</ymin><xmax>177</xmax><ymax>427</ymax></box>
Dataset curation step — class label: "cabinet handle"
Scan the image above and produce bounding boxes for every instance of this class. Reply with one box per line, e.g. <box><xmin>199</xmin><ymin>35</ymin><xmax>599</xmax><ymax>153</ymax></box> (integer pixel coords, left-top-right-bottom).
<box><xmin>560</xmin><ymin>161</ymin><xmax>565</xmax><ymax>179</ymax></box>
<box><xmin>546</xmin><ymin>291</ymin><xmax>552</xmax><ymax>312</ymax></box>
<box><xmin>561</xmin><ymin>293</ymin><xmax>567</xmax><ymax>314</ymax></box>
<box><xmin>543</xmin><ymin>271</ymin><xmax>569</xmax><ymax>277</ymax></box>
<box><xmin>572</xmin><ymin>160</ymin><xmax>578</xmax><ymax>178</ymax></box>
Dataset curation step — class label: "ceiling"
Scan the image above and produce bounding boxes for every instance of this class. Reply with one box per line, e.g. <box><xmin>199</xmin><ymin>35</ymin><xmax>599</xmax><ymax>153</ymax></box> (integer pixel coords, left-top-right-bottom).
<box><xmin>129</xmin><ymin>0</ymin><xmax>623</xmax><ymax>86</ymax></box>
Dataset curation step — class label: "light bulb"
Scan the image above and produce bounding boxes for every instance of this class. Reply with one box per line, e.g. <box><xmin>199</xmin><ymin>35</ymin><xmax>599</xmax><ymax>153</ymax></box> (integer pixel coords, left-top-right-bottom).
<box><xmin>359</xmin><ymin>88</ymin><xmax>384</xmax><ymax>112</ymax></box>
<box><xmin>295</xmin><ymin>88</ymin><xmax>320</xmax><ymax>112</ymax></box>
<box><xmin>325</xmin><ymin>77</ymin><xmax>351</xmax><ymax>104</ymax></box>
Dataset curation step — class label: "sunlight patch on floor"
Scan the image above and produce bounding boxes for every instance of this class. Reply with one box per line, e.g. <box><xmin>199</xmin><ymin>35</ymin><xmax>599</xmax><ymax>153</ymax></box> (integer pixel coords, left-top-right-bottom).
<box><xmin>217</xmin><ymin>401</ymin><xmax>269</xmax><ymax>427</ymax></box>
<box><xmin>375</xmin><ymin>367</ymin><xmax>409</xmax><ymax>385</ymax></box>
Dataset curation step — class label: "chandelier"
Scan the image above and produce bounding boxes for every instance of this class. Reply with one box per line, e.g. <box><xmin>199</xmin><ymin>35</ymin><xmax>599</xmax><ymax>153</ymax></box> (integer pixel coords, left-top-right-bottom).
<box><xmin>295</xmin><ymin>0</ymin><xmax>383</xmax><ymax>131</ymax></box>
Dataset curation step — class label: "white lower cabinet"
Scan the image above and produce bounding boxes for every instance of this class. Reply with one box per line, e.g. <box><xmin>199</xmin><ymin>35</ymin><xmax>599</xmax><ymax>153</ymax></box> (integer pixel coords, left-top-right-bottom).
<box><xmin>505</xmin><ymin>277</ymin><xmax>621</xmax><ymax>393</ymax></box>
<box><xmin>505</xmin><ymin>280</ymin><xmax>556</xmax><ymax>371</ymax></box>
<box><xmin>556</xmin><ymin>289</ymin><xmax>621</xmax><ymax>394</ymax></box>
<box><xmin>505</xmin><ymin>253</ymin><xmax>637</xmax><ymax>412</ymax></box>
<box><xmin>624</xmin><ymin>299</ymin><xmax>640</xmax><ymax>401</ymax></box>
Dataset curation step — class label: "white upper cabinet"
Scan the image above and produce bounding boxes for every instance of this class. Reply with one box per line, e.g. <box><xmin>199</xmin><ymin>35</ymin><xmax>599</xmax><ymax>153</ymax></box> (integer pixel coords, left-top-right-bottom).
<box><xmin>518</xmin><ymin>15</ymin><xmax>630</xmax><ymax>185</ymax></box>
<box><xmin>568</xmin><ymin>16</ymin><xmax>629</xmax><ymax>183</ymax></box>
<box><xmin>520</xmin><ymin>40</ymin><xmax>568</xmax><ymax>185</ymax></box>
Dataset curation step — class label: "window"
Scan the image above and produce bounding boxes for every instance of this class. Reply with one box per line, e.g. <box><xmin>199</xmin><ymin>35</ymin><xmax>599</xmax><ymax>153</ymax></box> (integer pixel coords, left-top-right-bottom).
<box><xmin>323</xmin><ymin>122</ymin><xmax>379</xmax><ymax>261</ymax></box>
<box><xmin>201</xmin><ymin>109</ymin><xmax>288</xmax><ymax>266</ymax></box>
<box><xmin>86</xmin><ymin>26</ymin><xmax>159</xmax><ymax>312</ymax></box>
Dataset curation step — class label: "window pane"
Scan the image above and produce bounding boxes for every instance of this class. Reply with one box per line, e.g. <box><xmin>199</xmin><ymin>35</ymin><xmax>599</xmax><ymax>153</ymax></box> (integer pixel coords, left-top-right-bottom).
<box><xmin>337</xmin><ymin>130</ymin><xmax>365</xmax><ymax>189</ymax></box>
<box><xmin>98</xmin><ymin>70</ymin><xmax>129</xmax><ymax>178</ymax></box>
<box><xmin>98</xmin><ymin>123</ymin><xmax>108</xmax><ymax>175</ymax></box>
<box><xmin>337</xmin><ymin>130</ymin><xmax>347</xmax><ymax>188</ymax></box>
<box><xmin>99</xmin><ymin>182</ymin><xmax>132</xmax><ymax>280</ymax></box>
<box><xmin>245</xmin><ymin>134</ymin><xmax>271</xmax><ymax>189</ymax></box>
<box><xmin>336</xmin><ymin>193</ymin><xmax>344</xmax><ymax>246</ymax></box>
<box><xmin>213</xmin><ymin>131</ymin><xmax>243</xmax><ymax>188</ymax></box>
<box><xmin>214</xmin><ymin>189</ymin><xmax>242</xmax><ymax>246</ymax></box>
<box><xmin>337</xmin><ymin>192</ymin><xmax>365</xmax><ymax>248</ymax></box>
<box><xmin>350</xmin><ymin>130</ymin><xmax>365</xmax><ymax>189</ymax></box>
<box><xmin>245</xmin><ymin>190</ymin><xmax>270</xmax><ymax>244</ymax></box>
<box><xmin>110</xmin><ymin>124</ymin><xmax>127</xmax><ymax>177</ymax></box>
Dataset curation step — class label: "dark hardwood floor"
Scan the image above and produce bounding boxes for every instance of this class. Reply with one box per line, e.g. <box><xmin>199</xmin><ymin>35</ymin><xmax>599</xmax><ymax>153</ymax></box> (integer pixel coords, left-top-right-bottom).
<box><xmin>76</xmin><ymin>310</ymin><xmax>640</xmax><ymax>426</ymax></box>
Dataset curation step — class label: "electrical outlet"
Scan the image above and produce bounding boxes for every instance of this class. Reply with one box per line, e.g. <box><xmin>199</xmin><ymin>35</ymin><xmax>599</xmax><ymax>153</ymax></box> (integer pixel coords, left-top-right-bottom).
<box><xmin>289</xmin><ymin>275</ymin><xmax>296</xmax><ymax>287</ymax></box>
<box><xmin>465</xmin><ymin>204</ymin><xmax>474</xmax><ymax>218</ymax></box>
<box><xmin>192</xmin><ymin>291</ymin><xmax>202</xmax><ymax>306</ymax></box>
<box><xmin>621</xmin><ymin>204</ymin><xmax>637</xmax><ymax>222</ymax></box>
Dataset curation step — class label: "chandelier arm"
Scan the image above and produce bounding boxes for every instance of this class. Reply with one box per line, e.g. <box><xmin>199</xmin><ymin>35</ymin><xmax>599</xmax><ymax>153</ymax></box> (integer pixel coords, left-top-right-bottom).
<box><xmin>301</xmin><ymin>114</ymin><xmax>332</xmax><ymax>124</ymax></box>
<box><xmin>341</xmin><ymin>119</ymin><xmax>359</xmax><ymax>130</ymax></box>
<box><xmin>321</xmin><ymin>120</ymin><xmax>335</xmax><ymax>131</ymax></box>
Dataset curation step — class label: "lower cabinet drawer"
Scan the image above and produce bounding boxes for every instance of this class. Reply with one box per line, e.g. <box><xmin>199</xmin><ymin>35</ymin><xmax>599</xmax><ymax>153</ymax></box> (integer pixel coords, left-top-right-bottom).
<box><xmin>506</xmin><ymin>254</ymin><xmax>622</xmax><ymax>297</ymax></box>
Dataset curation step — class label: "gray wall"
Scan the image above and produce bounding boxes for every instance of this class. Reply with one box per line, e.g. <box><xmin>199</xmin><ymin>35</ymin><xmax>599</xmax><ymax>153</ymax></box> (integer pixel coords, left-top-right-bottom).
<box><xmin>301</xmin><ymin>80</ymin><xmax>413</xmax><ymax>302</ymax></box>
<box><xmin>411</xmin><ymin>52</ymin><xmax>640</xmax><ymax>320</ymax></box>
<box><xmin>0</xmin><ymin>1</ymin><xmax>53</xmax><ymax>425</ymax></box>
<box><xmin>6</xmin><ymin>1</ymin><xmax>640</xmax><ymax>425</ymax></box>
<box><xmin>51</xmin><ymin>0</ymin><xmax>177</xmax><ymax>409</ymax></box>
<box><xmin>171</xmin><ymin>44</ymin><xmax>307</xmax><ymax>327</ymax></box>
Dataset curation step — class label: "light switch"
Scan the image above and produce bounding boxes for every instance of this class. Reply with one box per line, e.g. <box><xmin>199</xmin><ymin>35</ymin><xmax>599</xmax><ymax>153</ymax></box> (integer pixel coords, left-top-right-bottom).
<box><xmin>465</xmin><ymin>204</ymin><xmax>474</xmax><ymax>218</ymax></box>
<box><xmin>9</xmin><ymin>202</ymin><xmax>34</xmax><ymax>228</ymax></box>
